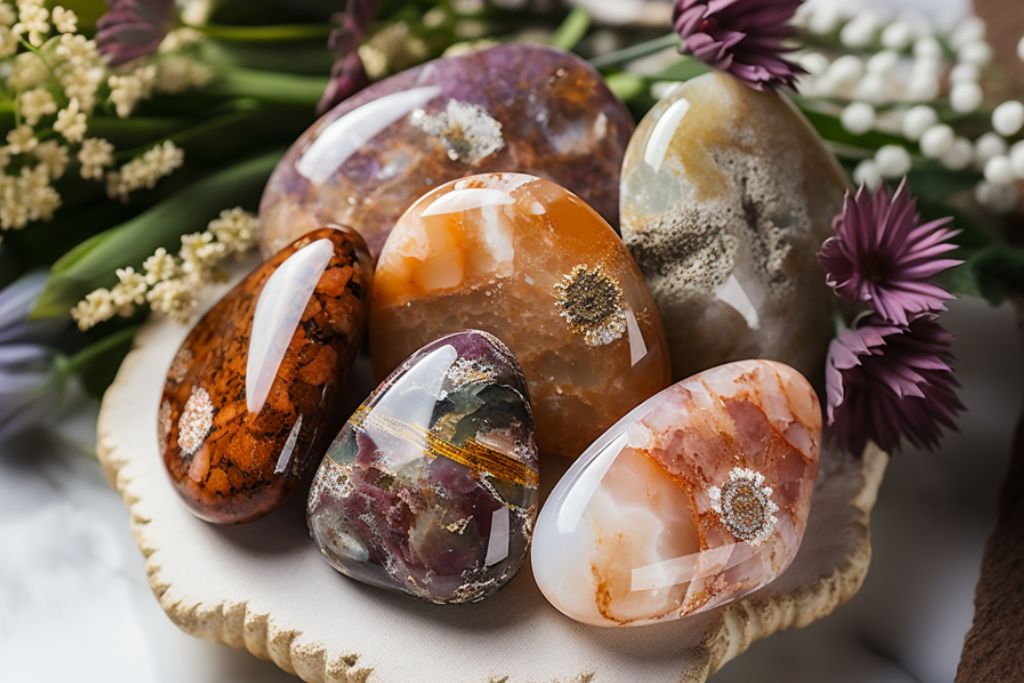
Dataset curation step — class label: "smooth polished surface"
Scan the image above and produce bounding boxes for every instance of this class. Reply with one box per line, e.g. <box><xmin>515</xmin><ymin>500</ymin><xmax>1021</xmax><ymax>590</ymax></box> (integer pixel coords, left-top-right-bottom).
<box><xmin>371</xmin><ymin>173</ymin><xmax>672</xmax><ymax>459</ymax></box>
<box><xmin>533</xmin><ymin>360</ymin><xmax>821</xmax><ymax>627</ymax></box>
<box><xmin>308</xmin><ymin>331</ymin><xmax>538</xmax><ymax>604</ymax></box>
<box><xmin>159</xmin><ymin>228</ymin><xmax>371</xmax><ymax>523</ymax></box>
<box><xmin>620</xmin><ymin>72</ymin><xmax>847</xmax><ymax>382</ymax></box>
<box><xmin>258</xmin><ymin>43</ymin><xmax>633</xmax><ymax>260</ymax></box>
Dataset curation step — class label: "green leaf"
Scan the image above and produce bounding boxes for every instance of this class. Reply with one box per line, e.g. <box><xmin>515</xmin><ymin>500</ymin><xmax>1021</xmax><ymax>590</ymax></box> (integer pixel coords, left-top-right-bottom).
<box><xmin>195</xmin><ymin>22</ymin><xmax>333</xmax><ymax>42</ymax></box>
<box><xmin>947</xmin><ymin>244</ymin><xmax>1024</xmax><ymax>305</ymax></box>
<box><xmin>550</xmin><ymin>8</ymin><xmax>590</xmax><ymax>51</ymax></box>
<box><xmin>205</xmin><ymin>68</ymin><xmax>328</xmax><ymax>107</ymax></box>
<box><xmin>32</xmin><ymin>149</ymin><xmax>283</xmax><ymax>319</ymax></box>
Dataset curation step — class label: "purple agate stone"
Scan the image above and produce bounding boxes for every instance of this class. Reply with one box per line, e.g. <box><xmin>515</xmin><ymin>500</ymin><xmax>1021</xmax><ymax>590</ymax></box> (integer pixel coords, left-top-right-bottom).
<box><xmin>258</xmin><ymin>43</ymin><xmax>634</xmax><ymax>261</ymax></box>
<box><xmin>307</xmin><ymin>330</ymin><xmax>539</xmax><ymax>604</ymax></box>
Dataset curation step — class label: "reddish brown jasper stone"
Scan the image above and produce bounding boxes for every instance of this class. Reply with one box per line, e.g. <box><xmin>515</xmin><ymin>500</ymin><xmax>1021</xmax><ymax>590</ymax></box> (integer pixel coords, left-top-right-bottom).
<box><xmin>258</xmin><ymin>43</ymin><xmax>634</xmax><ymax>261</ymax></box>
<box><xmin>159</xmin><ymin>227</ymin><xmax>371</xmax><ymax>524</ymax></box>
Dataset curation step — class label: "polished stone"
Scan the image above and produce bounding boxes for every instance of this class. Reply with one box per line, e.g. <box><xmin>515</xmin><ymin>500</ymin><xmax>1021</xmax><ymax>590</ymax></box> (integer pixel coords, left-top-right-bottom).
<box><xmin>620</xmin><ymin>72</ymin><xmax>847</xmax><ymax>382</ymax></box>
<box><xmin>259</xmin><ymin>43</ymin><xmax>634</xmax><ymax>261</ymax></box>
<box><xmin>307</xmin><ymin>330</ymin><xmax>538</xmax><ymax>604</ymax></box>
<box><xmin>159</xmin><ymin>227</ymin><xmax>371</xmax><ymax>524</ymax></box>
<box><xmin>370</xmin><ymin>173</ymin><xmax>672</xmax><ymax>460</ymax></box>
<box><xmin>532</xmin><ymin>360</ymin><xmax>821</xmax><ymax>627</ymax></box>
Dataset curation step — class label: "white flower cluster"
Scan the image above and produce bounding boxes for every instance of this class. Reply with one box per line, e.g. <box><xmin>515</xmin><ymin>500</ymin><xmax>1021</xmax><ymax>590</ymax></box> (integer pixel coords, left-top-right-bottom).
<box><xmin>71</xmin><ymin>208</ymin><xmax>259</xmax><ymax>330</ymax></box>
<box><xmin>793</xmin><ymin>0</ymin><xmax>1024</xmax><ymax>214</ymax></box>
<box><xmin>0</xmin><ymin>0</ymin><xmax>210</xmax><ymax>230</ymax></box>
<box><xmin>106</xmin><ymin>140</ymin><xmax>185</xmax><ymax>201</ymax></box>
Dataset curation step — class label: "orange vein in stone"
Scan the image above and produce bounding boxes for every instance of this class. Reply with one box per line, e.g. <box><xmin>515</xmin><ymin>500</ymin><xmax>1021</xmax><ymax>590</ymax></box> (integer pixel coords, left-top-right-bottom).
<box><xmin>350</xmin><ymin>407</ymin><xmax>539</xmax><ymax>487</ymax></box>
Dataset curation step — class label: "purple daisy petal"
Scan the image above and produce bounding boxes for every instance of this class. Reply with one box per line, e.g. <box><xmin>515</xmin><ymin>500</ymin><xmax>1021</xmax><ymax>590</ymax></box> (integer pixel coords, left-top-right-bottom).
<box><xmin>672</xmin><ymin>0</ymin><xmax>805</xmax><ymax>90</ymax></box>
<box><xmin>818</xmin><ymin>179</ymin><xmax>962</xmax><ymax>326</ymax></box>
<box><xmin>317</xmin><ymin>0</ymin><xmax>378</xmax><ymax>115</ymax></box>
<box><xmin>826</xmin><ymin>315</ymin><xmax>964</xmax><ymax>454</ymax></box>
<box><xmin>97</xmin><ymin>0</ymin><xmax>176</xmax><ymax>66</ymax></box>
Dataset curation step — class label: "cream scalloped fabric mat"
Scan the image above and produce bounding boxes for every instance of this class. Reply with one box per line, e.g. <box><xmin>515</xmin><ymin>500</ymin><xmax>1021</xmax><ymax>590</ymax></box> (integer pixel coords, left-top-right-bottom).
<box><xmin>96</xmin><ymin>262</ymin><xmax>887</xmax><ymax>682</ymax></box>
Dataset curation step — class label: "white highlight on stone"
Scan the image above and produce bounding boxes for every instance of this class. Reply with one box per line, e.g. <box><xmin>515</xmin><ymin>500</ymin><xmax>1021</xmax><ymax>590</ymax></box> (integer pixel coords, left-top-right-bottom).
<box><xmin>484</xmin><ymin>507</ymin><xmax>511</xmax><ymax>566</ymax></box>
<box><xmin>246</xmin><ymin>238</ymin><xmax>334</xmax><ymax>414</ymax></box>
<box><xmin>297</xmin><ymin>86</ymin><xmax>442</xmax><ymax>184</ymax></box>
<box><xmin>643</xmin><ymin>97</ymin><xmax>689</xmax><ymax>173</ymax></box>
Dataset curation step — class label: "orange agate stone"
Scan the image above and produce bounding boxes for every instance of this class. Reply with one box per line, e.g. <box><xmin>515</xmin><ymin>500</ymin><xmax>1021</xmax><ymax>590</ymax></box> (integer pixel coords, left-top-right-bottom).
<box><xmin>159</xmin><ymin>227</ymin><xmax>372</xmax><ymax>523</ymax></box>
<box><xmin>371</xmin><ymin>173</ymin><xmax>671</xmax><ymax>459</ymax></box>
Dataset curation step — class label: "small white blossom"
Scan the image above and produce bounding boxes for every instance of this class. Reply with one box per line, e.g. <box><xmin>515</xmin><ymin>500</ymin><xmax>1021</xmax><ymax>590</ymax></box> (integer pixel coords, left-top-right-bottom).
<box><xmin>147</xmin><ymin>278</ymin><xmax>198</xmax><ymax>323</ymax></box>
<box><xmin>880</xmin><ymin>21</ymin><xmax>913</xmax><ymax>50</ymax></box>
<box><xmin>941</xmin><ymin>137</ymin><xmax>974</xmax><ymax>171</ymax></box>
<box><xmin>155</xmin><ymin>56</ymin><xmax>212</xmax><ymax>94</ymax></box>
<box><xmin>0</xmin><ymin>25</ymin><xmax>16</xmax><ymax>58</ymax></box>
<box><xmin>50</xmin><ymin>6</ymin><xmax>76</xmax><ymax>33</ymax></box>
<box><xmin>206</xmin><ymin>207</ymin><xmax>257</xmax><ymax>254</ymax></box>
<box><xmin>0</xmin><ymin>2</ymin><xmax>15</xmax><ymax>26</ymax></box>
<box><xmin>920</xmin><ymin>124</ymin><xmax>954</xmax><ymax>158</ymax></box>
<box><xmin>53</xmin><ymin>99</ymin><xmax>87</xmax><ymax>143</ymax></box>
<box><xmin>55</xmin><ymin>32</ymin><xmax>98</xmax><ymax>67</ymax></box>
<box><xmin>77</xmin><ymin>137</ymin><xmax>114</xmax><ymax>180</ymax></box>
<box><xmin>901</xmin><ymin>106</ymin><xmax>938</xmax><ymax>141</ymax></box>
<box><xmin>159</xmin><ymin>27</ymin><xmax>203</xmax><ymax>53</ymax></box>
<box><xmin>841</xmin><ymin>102</ymin><xmax>875</xmax><ymax>135</ymax></box>
<box><xmin>975</xmin><ymin>180</ymin><xmax>1018</xmax><ymax>214</ymax></box>
<box><xmin>950</xmin><ymin>81</ymin><xmax>983</xmax><ymax>113</ymax></box>
<box><xmin>71</xmin><ymin>288</ymin><xmax>117</xmax><ymax>331</ymax></box>
<box><xmin>9</xmin><ymin>52</ymin><xmax>47</xmax><ymax>89</ymax></box>
<box><xmin>958</xmin><ymin>41</ymin><xmax>992</xmax><ymax>66</ymax></box>
<box><xmin>33</xmin><ymin>140</ymin><xmax>69</xmax><ymax>179</ymax></box>
<box><xmin>853</xmin><ymin>159</ymin><xmax>882</xmax><ymax>190</ymax></box>
<box><xmin>18</xmin><ymin>88</ymin><xmax>57</xmax><ymax>126</ymax></box>
<box><xmin>950</xmin><ymin>62</ymin><xmax>979</xmax><ymax>84</ymax></box>
<box><xmin>975</xmin><ymin>133</ymin><xmax>1008</xmax><ymax>166</ymax></box>
<box><xmin>106</xmin><ymin>141</ymin><xmax>184</xmax><ymax>200</ymax></box>
<box><xmin>142</xmin><ymin>247</ymin><xmax>178</xmax><ymax>285</ymax></box>
<box><xmin>875</xmin><ymin>145</ymin><xmax>912</xmax><ymax>179</ymax></box>
<box><xmin>107</xmin><ymin>64</ymin><xmax>157</xmax><ymax>118</ymax></box>
<box><xmin>984</xmin><ymin>156</ymin><xmax>1016</xmax><ymax>187</ymax></box>
<box><xmin>6</xmin><ymin>124</ymin><xmax>37</xmax><ymax>154</ymax></box>
<box><xmin>179</xmin><ymin>231</ymin><xmax>226</xmax><ymax>274</ymax></box>
<box><xmin>1010</xmin><ymin>141</ymin><xmax>1024</xmax><ymax>179</ymax></box>
<box><xmin>13</xmin><ymin>0</ymin><xmax>48</xmax><ymax>46</ymax></box>
<box><xmin>992</xmin><ymin>101</ymin><xmax>1024</xmax><ymax>137</ymax></box>
<box><xmin>111</xmin><ymin>266</ymin><xmax>148</xmax><ymax>313</ymax></box>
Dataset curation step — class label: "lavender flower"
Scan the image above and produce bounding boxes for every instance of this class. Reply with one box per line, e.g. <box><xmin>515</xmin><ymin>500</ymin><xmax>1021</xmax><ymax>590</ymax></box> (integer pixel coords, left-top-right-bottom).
<box><xmin>819</xmin><ymin>180</ymin><xmax>961</xmax><ymax>325</ymax></box>
<box><xmin>826</xmin><ymin>316</ymin><xmax>963</xmax><ymax>454</ymax></box>
<box><xmin>97</xmin><ymin>0</ymin><xmax>176</xmax><ymax>67</ymax></box>
<box><xmin>672</xmin><ymin>0</ymin><xmax>805</xmax><ymax>91</ymax></box>
<box><xmin>0</xmin><ymin>273</ymin><xmax>66</xmax><ymax>441</ymax></box>
<box><xmin>317</xmin><ymin>0</ymin><xmax>378</xmax><ymax>115</ymax></box>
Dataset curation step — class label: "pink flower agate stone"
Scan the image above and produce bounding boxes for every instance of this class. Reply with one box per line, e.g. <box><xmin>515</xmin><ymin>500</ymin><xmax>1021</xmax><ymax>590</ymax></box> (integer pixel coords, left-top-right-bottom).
<box><xmin>531</xmin><ymin>360</ymin><xmax>821</xmax><ymax>627</ymax></box>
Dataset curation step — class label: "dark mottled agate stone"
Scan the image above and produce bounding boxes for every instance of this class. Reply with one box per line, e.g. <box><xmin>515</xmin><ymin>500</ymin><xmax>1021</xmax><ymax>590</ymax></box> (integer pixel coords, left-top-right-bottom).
<box><xmin>258</xmin><ymin>43</ymin><xmax>634</xmax><ymax>261</ymax></box>
<box><xmin>307</xmin><ymin>330</ymin><xmax>539</xmax><ymax>604</ymax></box>
<box><xmin>159</xmin><ymin>227</ymin><xmax>372</xmax><ymax>524</ymax></box>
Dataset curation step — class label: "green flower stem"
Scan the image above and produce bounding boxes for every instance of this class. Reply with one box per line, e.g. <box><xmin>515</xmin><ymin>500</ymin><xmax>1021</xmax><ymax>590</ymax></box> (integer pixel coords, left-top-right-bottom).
<box><xmin>589</xmin><ymin>32</ymin><xmax>679</xmax><ymax>70</ymax></box>
<box><xmin>58</xmin><ymin>326</ymin><xmax>139</xmax><ymax>380</ymax></box>
<box><xmin>32</xmin><ymin>149</ymin><xmax>284</xmax><ymax>319</ymax></box>
<box><xmin>191</xmin><ymin>22</ymin><xmax>334</xmax><ymax>42</ymax></box>
<box><xmin>550</xmin><ymin>8</ymin><xmax>591</xmax><ymax>51</ymax></box>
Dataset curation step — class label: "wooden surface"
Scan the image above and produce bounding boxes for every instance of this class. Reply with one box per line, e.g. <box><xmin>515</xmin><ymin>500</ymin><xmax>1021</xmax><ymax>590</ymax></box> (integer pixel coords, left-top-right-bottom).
<box><xmin>96</xmin><ymin>261</ymin><xmax>888</xmax><ymax>682</ymax></box>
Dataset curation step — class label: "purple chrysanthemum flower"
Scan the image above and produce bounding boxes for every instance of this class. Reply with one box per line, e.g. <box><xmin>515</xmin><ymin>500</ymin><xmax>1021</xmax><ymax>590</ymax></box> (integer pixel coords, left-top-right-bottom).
<box><xmin>317</xmin><ymin>0</ymin><xmax>378</xmax><ymax>115</ymax></box>
<box><xmin>826</xmin><ymin>315</ymin><xmax>963</xmax><ymax>454</ymax></box>
<box><xmin>819</xmin><ymin>180</ymin><xmax>962</xmax><ymax>325</ymax></box>
<box><xmin>97</xmin><ymin>0</ymin><xmax>176</xmax><ymax>66</ymax></box>
<box><xmin>672</xmin><ymin>0</ymin><xmax>805</xmax><ymax>91</ymax></box>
